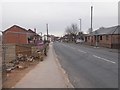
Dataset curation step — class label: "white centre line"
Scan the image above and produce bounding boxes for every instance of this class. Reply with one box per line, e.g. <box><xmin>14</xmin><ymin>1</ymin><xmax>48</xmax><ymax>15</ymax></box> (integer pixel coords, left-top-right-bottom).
<box><xmin>78</xmin><ymin>50</ymin><xmax>87</xmax><ymax>53</ymax></box>
<box><xmin>93</xmin><ymin>55</ymin><xmax>116</xmax><ymax>64</ymax></box>
<box><xmin>63</xmin><ymin>44</ymin><xmax>87</xmax><ymax>54</ymax></box>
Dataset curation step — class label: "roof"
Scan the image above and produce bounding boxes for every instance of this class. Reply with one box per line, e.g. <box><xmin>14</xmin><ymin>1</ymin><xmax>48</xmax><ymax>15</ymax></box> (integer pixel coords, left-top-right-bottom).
<box><xmin>90</xmin><ymin>25</ymin><xmax>120</xmax><ymax>35</ymax></box>
<box><xmin>3</xmin><ymin>25</ymin><xmax>40</xmax><ymax>36</ymax></box>
<box><xmin>28</xmin><ymin>29</ymin><xmax>36</xmax><ymax>34</ymax></box>
<box><xmin>4</xmin><ymin>25</ymin><xmax>28</xmax><ymax>33</ymax></box>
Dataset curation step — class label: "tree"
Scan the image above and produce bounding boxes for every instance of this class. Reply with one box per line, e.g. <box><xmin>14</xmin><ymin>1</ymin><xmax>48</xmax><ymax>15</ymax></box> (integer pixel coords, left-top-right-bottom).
<box><xmin>65</xmin><ymin>23</ymin><xmax>79</xmax><ymax>42</ymax></box>
<box><xmin>70</xmin><ymin>24</ymin><xmax>79</xmax><ymax>35</ymax></box>
<box><xmin>65</xmin><ymin>23</ymin><xmax>79</xmax><ymax>35</ymax></box>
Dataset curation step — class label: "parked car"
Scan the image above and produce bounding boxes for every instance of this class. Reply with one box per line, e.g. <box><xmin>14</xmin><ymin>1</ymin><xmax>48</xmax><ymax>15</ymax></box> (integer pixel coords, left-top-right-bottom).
<box><xmin>76</xmin><ymin>39</ymin><xmax>84</xmax><ymax>44</ymax></box>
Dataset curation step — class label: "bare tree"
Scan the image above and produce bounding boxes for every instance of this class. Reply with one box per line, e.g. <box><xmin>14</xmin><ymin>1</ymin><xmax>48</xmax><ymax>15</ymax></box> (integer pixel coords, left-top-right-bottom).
<box><xmin>65</xmin><ymin>23</ymin><xmax>79</xmax><ymax>42</ymax></box>
<box><xmin>65</xmin><ymin>23</ymin><xmax>79</xmax><ymax>35</ymax></box>
<box><xmin>70</xmin><ymin>23</ymin><xmax>79</xmax><ymax>35</ymax></box>
<box><xmin>65</xmin><ymin>26</ymin><xmax>71</xmax><ymax>35</ymax></box>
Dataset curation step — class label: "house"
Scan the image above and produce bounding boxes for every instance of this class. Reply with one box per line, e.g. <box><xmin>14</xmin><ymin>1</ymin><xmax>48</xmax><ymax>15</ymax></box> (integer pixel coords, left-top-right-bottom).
<box><xmin>3</xmin><ymin>25</ymin><xmax>42</xmax><ymax>45</ymax></box>
<box><xmin>3</xmin><ymin>25</ymin><xmax>29</xmax><ymax>44</ymax></box>
<box><xmin>85</xmin><ymin>25</ymin><xmax>120</xmax><ymax>49</ymax></box>
<box><xmin>2</xmin><ymin>25</ymin><xmax>43</xmax><ymax>64</ymax></box>
<box><xmin>27</xmin><ymin>29</ymin><xmax>42</xmax><ymax>45</ymax></box>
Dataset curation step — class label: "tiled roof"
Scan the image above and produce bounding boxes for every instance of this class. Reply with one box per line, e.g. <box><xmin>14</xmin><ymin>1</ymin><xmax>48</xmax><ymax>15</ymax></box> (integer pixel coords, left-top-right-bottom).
<box><xmin>91</xmin><ymin>25</ymin><xmax>120</xmax><ymax>35</ymax></box>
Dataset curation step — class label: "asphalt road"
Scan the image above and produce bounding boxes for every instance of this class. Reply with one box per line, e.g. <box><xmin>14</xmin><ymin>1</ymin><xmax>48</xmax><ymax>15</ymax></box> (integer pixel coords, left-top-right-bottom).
<box><xmin>53</xmin><ymin>42</ymin><xmax>118</xmax><ymax>88</ymax></box>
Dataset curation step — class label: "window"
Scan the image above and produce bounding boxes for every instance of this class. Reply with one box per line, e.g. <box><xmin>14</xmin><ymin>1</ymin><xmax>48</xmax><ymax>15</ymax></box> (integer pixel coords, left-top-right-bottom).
<box><xmin>106</xmin><ymin>35</ymin><xmax>109</xmax><ymax>40</ymax></box>
<box><xmin>100</xmin><ymin>36</ymin><xmax>102</xmax><ymax>40</ymax></box>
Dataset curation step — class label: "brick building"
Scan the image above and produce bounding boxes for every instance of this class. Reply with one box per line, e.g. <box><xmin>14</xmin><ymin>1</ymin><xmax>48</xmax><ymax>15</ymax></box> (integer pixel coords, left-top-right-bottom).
<box><xmin>85</xmin><ymin>25</ymin><xmax>120</xmax><ymax>49</ymax></box>
<box><xmin>2</xmin><ymin>25</ymin><xmax>42</xmax><ymax>64</ymax></box>
<box><xmin>27</xmin><ymin>29</ymin><xmax>42</xmax><ymax>45</ymax></box>
<box><xmin>3</xmin><ymin>25</ymin><xmax>41</xmax><ymax>45</ymax></box>
<box><xmin>3</xmin><ymin>25</ymin><xmax>29</xmax><ymax>44</ymax></box>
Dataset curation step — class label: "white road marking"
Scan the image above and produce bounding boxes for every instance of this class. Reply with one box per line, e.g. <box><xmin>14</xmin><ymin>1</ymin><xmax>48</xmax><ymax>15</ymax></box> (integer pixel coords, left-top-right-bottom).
<box><xmin>78</xmin><ymin>50</ymin><xmax>87</xmax><ymax>53</ymax></box>
<box><xmin>93</xmin><ymin>55</ymin><xmax>116</xmax><ymax>64</ymax></box>
<box><xmin>62</xmin><ymin>44</ymin><xmax>87</xmax><ymax>54</ymax></box>
<box><xmin>61</xmin><ymin>43</ymin><xmax>116</xmax><ymax>64</ymax></box>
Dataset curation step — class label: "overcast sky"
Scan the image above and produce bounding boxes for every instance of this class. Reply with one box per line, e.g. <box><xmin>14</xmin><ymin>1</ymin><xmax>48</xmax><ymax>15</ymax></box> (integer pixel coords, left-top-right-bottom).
<box><xmin>1</xmin><ymin>0</ymin><xmax>118</xmax><ymax>36</ymax></box>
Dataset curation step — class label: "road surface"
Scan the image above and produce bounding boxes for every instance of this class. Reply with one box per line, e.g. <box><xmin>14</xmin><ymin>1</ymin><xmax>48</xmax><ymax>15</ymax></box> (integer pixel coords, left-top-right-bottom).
<box><xmin>53</xmin><ymin>42</ymin><xmax>118</xmax><ymax>88</ymax></box>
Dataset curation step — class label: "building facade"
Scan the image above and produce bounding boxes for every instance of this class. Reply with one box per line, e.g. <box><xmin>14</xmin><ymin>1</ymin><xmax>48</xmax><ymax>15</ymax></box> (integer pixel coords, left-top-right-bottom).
<box><xmin>3</xmin><ymin>25</ymin><xmax>28</xmax><ymax>44</ymax></box>
<box><xmin>85</xmin><ymin>25</ymin><xmax>120</xmax><ymax>49</ymax></box>
<box><xmin>3</xmin><ymin>25</ymin><xmax>42</xmax><ymax>45</ymax></box>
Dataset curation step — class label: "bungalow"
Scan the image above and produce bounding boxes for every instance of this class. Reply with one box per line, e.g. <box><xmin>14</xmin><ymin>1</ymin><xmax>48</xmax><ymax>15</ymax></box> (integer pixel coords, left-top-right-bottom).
<box><xmin>84</xmin><ymin>25</ymin><xmax>120</xmax><ymax>49</ymax></box>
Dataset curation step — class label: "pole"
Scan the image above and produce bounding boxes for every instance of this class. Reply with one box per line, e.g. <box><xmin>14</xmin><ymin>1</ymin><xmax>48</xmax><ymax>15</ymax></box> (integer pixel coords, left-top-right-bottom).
<box><xmin>79</xmin><ymin>19</ymin><xmax>81</xmax><ymax>32</ymax></box>
<box><xmin>46</xmin><ymin>24</ymin><xmax>48</xmax><ymax>41</ymax></box>
<box><xmin>79</xmin><ymin>19</ymin><xmax>82</xmax><ymax>40</ymax></box>
<box><xmin>91</xmin><ymin>6</ymin><xmax>93</xmax><ymax>32</ymax></box>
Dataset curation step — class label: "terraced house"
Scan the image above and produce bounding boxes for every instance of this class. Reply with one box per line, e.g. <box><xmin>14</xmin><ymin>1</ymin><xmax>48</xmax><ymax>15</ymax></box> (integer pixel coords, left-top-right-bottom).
<box><xmin>85</xmin><ymin>25</ymin><xmax>120</xmax><ymax>49</ymax></box>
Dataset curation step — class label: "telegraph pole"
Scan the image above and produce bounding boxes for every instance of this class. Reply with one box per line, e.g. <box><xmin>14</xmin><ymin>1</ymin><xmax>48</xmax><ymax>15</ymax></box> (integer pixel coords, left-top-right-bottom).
<box><xmin>79</xmin><ymin>18</ymin><xmax>81</xmax><ymax>32</ymax></box>
<box><xmin>78</xmin><ymin>18</ymin><xmax>82</xmax><ymax>40</ymax></box>
<box><xmin>46</xmin><ymin>24</ymin><xmax>48</xmax><ymax>41</ymax></box>
<box><xmin>91</xmin><ymin>6</ymin><xmax>93</xmax><ymax>32</ymax></box>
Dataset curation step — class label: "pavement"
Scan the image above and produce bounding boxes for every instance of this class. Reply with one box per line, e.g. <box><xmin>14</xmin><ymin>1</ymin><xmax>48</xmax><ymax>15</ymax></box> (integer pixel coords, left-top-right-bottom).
<box><xmin>53</xmin><ymin>42</ymin><xmax>118</xmax><ymax>88</ymax></box>
<box><xmin>14</xmin><ymin>43</ymin><xmax>73</xmax><ymax>88</ymax></box>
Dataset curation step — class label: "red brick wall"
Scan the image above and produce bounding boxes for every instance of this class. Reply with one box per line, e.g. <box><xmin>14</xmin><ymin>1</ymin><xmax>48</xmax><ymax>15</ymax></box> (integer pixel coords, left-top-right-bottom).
<box><xmin>3</xmin><ymin>26</ymin><xmax>28</xmax><ymax>44</ymax></box>
<box><xmin>97</xmin><ymin>35</ymin><xmax>112</xmax><ymax>48</ymax></box>
<box><xmin>16</xmin><ymin>44</ymin><xmax>31</xmax><ymax>56</ymax></box>
<box><xmin>111</xmin><ymin>34</ymin><xmax>120</xmax><ymax>48</ymax></box>
<box><xmin>85</xmin><ymin>34</ymin><xmax>120</xmax><ymax>48</ymax></box>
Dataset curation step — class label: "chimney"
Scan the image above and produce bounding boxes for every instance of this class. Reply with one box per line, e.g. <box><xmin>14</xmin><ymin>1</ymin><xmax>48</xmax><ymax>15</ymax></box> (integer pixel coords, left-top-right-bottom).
<box><xmin>34</xmin><ymin>28</ymin><xmax>36</xmax><ymax>33</ymax></box>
